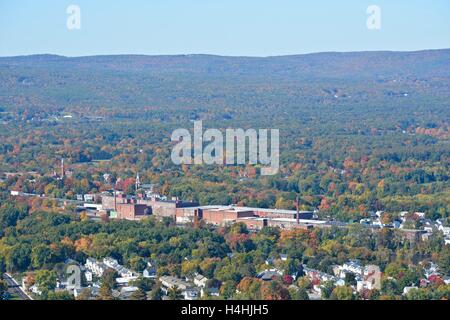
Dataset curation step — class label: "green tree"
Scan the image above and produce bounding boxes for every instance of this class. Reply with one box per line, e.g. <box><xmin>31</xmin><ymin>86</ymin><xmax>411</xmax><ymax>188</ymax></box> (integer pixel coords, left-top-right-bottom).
<box><xmin>35</xmin><ymin>270</ymin><xmax>57</xmax><ymax>292</ymax></box>
<box><xmin>98</xmin><ymin>282</ymin><xmax>115</xmax><ymax>300</ymax></box>
<box><xmin>0</xmin><ymin>279</ymin><xmax>8</xmax><ymax>300</ymax></box>
<box><xmin>101</xmin><ymin>268</ymin><xmax>119</xmax><ymax>290</ymax></box>
<box><xmin>31</xmin><ymin>244</ymin><xmax>53</xmax><ymax>269</ymax></box>
<box><xmin>406</xmin><ymin>288</ymin><xmax>429</xmax><ymax>300</ymax></box>
<box><xmin>75</xmin><ymin>288</ymin><xmax>92</xmax><ymax>300</ymax></box>
<box><xmin>148</xmin><ymin>283</ymin><xmax>163</xmax><ymax>300</ymax></box>
<box><xmin>290</xmin><ymin>287</ymin><xmax>309</xmax><ymax>300</ymax></box>
<box><xmin>331</xmin><ymin>286</ymin><xmax>355</xmax><ymax>300</ymax></box>
<box><xmin>321</xmin><ymin>281</ymin><xmax>335</xmax><ymax>300</ymax></box>
<box><xmin>167</xmin><ymin>285</ymin><xmax>183</xmax><ymax>300</ymax></box>
<box><xmin>129</xmin><ymin>256</ymin><xmax>147</xmax><ymax>272</ymax></box>
<box><xmin>344</xmin><ymin>273</ymin><xmax>357</xmax><ymax>286</ymax></box>
<box><xmin>5</xmin><ymin>244</ymin><xmax>31</xmax><ymax>272</ymax></box>
<box><xmin>47</xmin><ymin>291</ymin><xmax>75</xmax><ymax>300</ymax></box>
<box><xmin>130</xmin><ymin>288</ymin><xmax>147</xmax><ymax>300</ymax></box>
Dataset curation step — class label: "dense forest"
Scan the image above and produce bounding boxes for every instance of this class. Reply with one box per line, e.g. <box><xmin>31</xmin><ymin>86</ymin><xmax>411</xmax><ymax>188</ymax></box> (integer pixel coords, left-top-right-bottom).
<box><xmin>0</xmin><ymin>50</ymin><xmax>449</xmax><ymax>221</ymax></box>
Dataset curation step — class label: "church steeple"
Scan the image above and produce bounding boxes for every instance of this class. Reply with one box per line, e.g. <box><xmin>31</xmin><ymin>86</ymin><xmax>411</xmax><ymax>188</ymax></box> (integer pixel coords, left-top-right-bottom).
<box><xmin>135</xmin><ymin>172</ymin><xmax>141</xmax><ymax>192</ymax></box>
<box><xmin>61</xmin><ymin>158</ymin><xmax>65</xmax><ymax>178</ymax></box>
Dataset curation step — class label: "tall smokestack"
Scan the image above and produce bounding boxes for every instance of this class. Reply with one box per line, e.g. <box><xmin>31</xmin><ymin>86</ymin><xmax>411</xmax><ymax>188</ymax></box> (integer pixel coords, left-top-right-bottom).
<box><xmin>61</xmin><ymin>158</ymin><xmax>65</xmax><ymax>178</ymax></box>
<box><xmin>114</xmin><ymin>183</ymin><xmax>117</xmax><ymax>211</ymax></box>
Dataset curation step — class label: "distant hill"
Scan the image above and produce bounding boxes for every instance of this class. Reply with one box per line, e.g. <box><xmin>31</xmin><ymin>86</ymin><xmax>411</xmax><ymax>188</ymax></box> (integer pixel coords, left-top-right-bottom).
<box><xmin>0</xmin><ymin>49</ymin><xmax>449</xmax><ymax>121</ymax></box>
<box><xmin>1</xmin><ymin>49</ymin><xmax>449</xmax><ymax>79</ymax></box>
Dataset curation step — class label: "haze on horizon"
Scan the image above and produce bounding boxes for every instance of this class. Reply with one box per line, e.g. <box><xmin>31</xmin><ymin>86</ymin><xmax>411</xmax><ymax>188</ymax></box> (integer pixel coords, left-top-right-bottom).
<box><xmin>1</xmin><ymin>0</ymin><xmax>449</xmax><ymax>57</ymax></box>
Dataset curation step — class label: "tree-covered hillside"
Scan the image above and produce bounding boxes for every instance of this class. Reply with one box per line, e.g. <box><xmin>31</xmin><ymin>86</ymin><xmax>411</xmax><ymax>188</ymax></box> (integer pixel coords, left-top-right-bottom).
<box><xmin>0</xmin><ymin>50</ymin><xmax>449</xmax><ymax>221</ymax></box>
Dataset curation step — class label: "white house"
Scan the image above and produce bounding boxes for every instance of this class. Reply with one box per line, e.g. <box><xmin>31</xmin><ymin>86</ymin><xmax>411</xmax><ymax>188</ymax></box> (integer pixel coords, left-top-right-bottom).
<box><xmin>85</xmin><ymin>258</ymin><xmax>107</xmax><ymax>277</ymax></box>
<box><xmin>375</xmin><ymin>211</ymin><xmax>384</xmax><ymax>218</ymax></box>
<box><xmin>438</xmin><ymin>225</ymin><xmax>450</xmax><ymax>236</ymax></box>
<box><xmin>119</xmin><ymin>286</ymin><xmax>139</xmax><ymax>299</ymax></box>
<box><xmin>342</xmin><ymin>260</ymin><xmax>363</xmax><ymax>275</ymax></box>
<box><xmin>102</xmin><ymin>257</ymin><xmax>133</xmax><ymax>278</ymax></box>
<box><xmin>29</xmin><ymin>284</ymin><xmax>43</xmax><ymax>296</ymax></box>
<box><xmin>143</xmin><ymin>267</ymin><xmax>157</xmax><ymax>279</ymax></box>
<box><xmin>85</xmin><ymin>270</ymin><xmax>93</xmax><ymax>282</ymax></box>
<box><xmin>183</xmin><ymin>288</ymin><xmax>200</xmax><ymax>300</ymax></box>
<box><xmin>201</xmin><ymin>287</ymin><xmax>220</xmax><ymax>297</ymax></box>
<box><xmin>414</xmin><ymin>212</ymin><xmax>426</xmax><ymax>219</ymax></box>
<box><xmin>193</xmin><ymin>274</ymin><xmax>208</xmax><ymax>288</ymax></box>
<box><xmin>84</xmin><ymin>194</ymin><xmax>95</xmax><ymax>202</ymax></box>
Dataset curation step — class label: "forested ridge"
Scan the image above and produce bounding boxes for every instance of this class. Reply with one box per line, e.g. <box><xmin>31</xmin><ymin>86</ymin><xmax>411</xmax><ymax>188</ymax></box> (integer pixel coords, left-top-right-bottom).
<box><xmin>0</xmin><ymin>50</ymin><xmax>449</xmax><ymax>221</ymax></box>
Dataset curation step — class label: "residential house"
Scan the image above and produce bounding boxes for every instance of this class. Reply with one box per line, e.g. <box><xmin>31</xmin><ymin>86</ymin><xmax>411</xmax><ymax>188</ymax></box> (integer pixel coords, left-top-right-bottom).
<box><xmin>85</xmin><ymin>258</ymin><xmax>107</xmax><ymax>277</ymax></box>
<box><xmin>143</xmin><ymin>267</ymin><xmax>157</xmax><ymax>279</ymax></box>
<box><xmin>439</xmin><ymin>225</ymin><xmax>450</xmax><ymax>236</ymax></box>
<box><xmin>85</xmin><ymin>270</ymin><xmax>93</xmax><ymax>282</ymax></box>
<box><xmin>193</xmin><ymin>274</ymin><xmax>208</xmax><ymax>288</ymax></box>
<box><xmin>159</xmin><ymin>275</ymin><xmax>192</xmax><ymax>294</ymax></box>
<box><xmin>201</xmin><ymin>287</ymin><xmax>220</xmax><ymax>297</ymax></box>
<box><xmin>183</xmin><ymin>288</ymin><xmax>200</xmax><ymax>300</ymax></box>
<box><xmin>257</xmin><ymin>269</ymin><xmax>283</xmax><ymax>281</ymax></box>
<box><xmin>103</xmin><ymin>257</ymin><xmax>133</xmax><ymax>278</ymax></box>
<box><xmin>342</xmin><ymin>260</ymin><xmax>363</xmax><ymax>275</ymax></box>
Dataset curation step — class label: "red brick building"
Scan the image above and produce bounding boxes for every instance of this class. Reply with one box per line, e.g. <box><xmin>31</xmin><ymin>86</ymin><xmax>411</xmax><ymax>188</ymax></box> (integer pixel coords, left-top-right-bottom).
<box><xmin>116</xmin><ymin>203</ymin><xmax>151</xmax><ymax>221</ymax></box>
<box><xmin>137</xmin><ymin>198</ymin><xmax>198</xmax><ymax>218</ymax></box>
<box><xmin>175</xmin><ymin>207</ymin><xmax>202</xmax><ymax>224</ymax></box>
<box><xmin>236</xmin><ymin>217</ymin><xmax>268</xmax><ymax>230</ymax></box>
<box><xmin>201</xmin><ymin>206</ymin><xmax>255</xmax><ymax>226</ymax></box>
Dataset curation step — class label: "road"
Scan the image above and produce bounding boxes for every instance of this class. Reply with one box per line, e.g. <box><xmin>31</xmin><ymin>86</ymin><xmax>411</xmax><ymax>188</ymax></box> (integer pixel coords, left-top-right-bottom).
<box><xmin>3</xmin><ymin>273</ymin><xmax>33</xmax><ymax>300</ymax></box>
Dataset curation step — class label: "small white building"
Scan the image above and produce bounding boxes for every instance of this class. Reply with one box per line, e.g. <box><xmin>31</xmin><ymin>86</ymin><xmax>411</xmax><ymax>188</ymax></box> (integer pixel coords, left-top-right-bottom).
<box><xmin>85</xmin><ymin>258</ymin><xmax>107</xmax><ymax>277</ymax></box>
<box><xmin>143</xmin><ymin>267</ymin><xmax>157</xmax><ymax>279</ymax></box>
<box><xmin>193</xmin><ymin>274</ymin><xmax>208</xmax><ymax>288</ymax></box>
<box><xmin>342</xmin><ymin>260</ymin><xmax>363</xmax><ymax>275</ymax></box>
<box><xmin>201</xmin><ymin>287</ymin><xmax>220</xmax><ymax>297</ymax></box>
<box><xmin>116</xmin><ymin>276</ymin><xmax>138</xmax><ymax>286</ymax></box>
<box><xmin>414</xmin><ymin>212</ymin><xmax>426</xmax><ymax>219</ymax></box>
<box><xmin>84</xmin><ymin>194</ymin><xmax>95</xmax><ymax>202</ymax></box>
<box><xmin>439</xmin><ymin>225</ymin><xmax>450</xmax><ymax>236</ymax></box>
<box><xmin>184</xmin><ymin>288</ymin><xmax>200</xmax><ymax>300</ymax></box>
<box><xmin>84</xmin><ymin>270</ymin><xmax>93</xmax><ymax>282</ymax></box>
<box><xmin>30</xmin><ymin>284</ymin><xmax>43</xmax><ymax>296</ymax></box>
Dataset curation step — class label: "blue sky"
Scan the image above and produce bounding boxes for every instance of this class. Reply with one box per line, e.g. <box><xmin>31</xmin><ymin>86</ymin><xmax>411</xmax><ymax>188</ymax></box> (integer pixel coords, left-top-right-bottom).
<box><xmin>0</xmin><ymin>0</ymin><xmax>449</xmax><ymax>57</ymax></box>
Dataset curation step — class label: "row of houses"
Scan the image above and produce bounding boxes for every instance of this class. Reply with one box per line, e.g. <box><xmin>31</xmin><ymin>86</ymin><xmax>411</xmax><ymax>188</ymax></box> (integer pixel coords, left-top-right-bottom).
<box><xmin>159</xmin><ymin>274</ymin><xmax>220</xmax><ymax>300</ymax></box>
<box><xmin>24</xmin><ymin>257</ymin><xmax>158</xmax><ymax>300</ymax></box>
<box><xmin>303</xmin><ymin>260</ymin><xmax>382</xmax><ymax>297</ymax></box>
<box><xmin>85</xmin><ymin>257</ymin><xmax>135</xmax><ymax>280</ymax></box>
